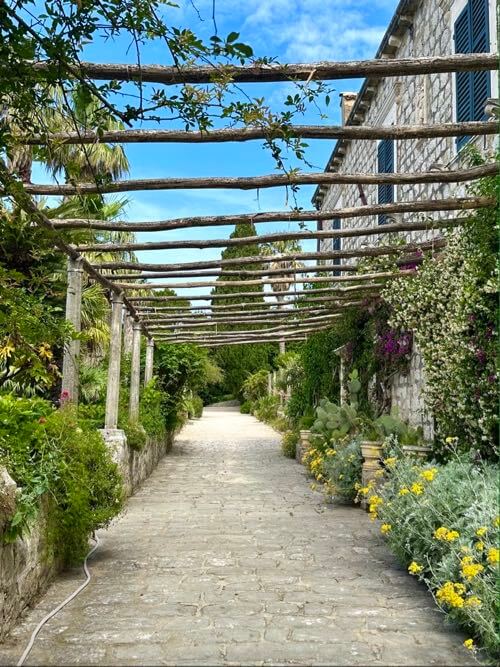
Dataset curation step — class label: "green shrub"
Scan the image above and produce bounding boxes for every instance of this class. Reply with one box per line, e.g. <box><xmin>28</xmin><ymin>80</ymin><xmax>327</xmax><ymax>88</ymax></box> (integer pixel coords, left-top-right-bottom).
<box><xmin>253</xmin><ymin>395</ymin><xmax>280</xmax><ymax>423</ymax></box>
<box><xmin>321</xmin><ymin>438</ymin><xmax>362</xmax><ymax>501</ymax></box>
<box><xmin>123</xmin><ymin>419</ymin><xmax>147</xmax><ymax>451</ymax></box>
<box><xmin>376</xmin><ymin>454</ymin><xmax>499</xmax><ymax>657</ymax></box>
<box><xmin>191</xmin><ymin>395</ymin><xmax>204</xmax><ymax>418</ymax></box>
<box><xmin>281</xmin><ymin>430</ymin><xmax>298</xmax><ymax>458</ymax></box>
<box><xmin>140</xmin><ymin>378</ymin><xmax>168</xmax><ymax>441</ymax></box>
<box><xmin>0</xmin><ymin>395</ymin><xmax>123</xmax><ymax>564</ymax></box>
<box><xmin>239</xmin><ymin>400</ymin><xmax>253</xmax><ymax>414</ymax></box>
<box><xmin>242</xmin><ymin>369</ymin><xmax>269</xmax><ymax>403</ymax></box>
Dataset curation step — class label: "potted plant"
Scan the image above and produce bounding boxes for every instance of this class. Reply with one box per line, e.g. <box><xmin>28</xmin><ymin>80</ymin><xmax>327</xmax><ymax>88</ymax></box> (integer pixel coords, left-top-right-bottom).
<box><xmin>297</xmin><ymin>413</ymin><xmax>315</xmax><ymax>462</ymax></box>
<box><xmin>400</xmin><ymin>426</ymin><xmax>431</xmax><ymax>458</ymax></box>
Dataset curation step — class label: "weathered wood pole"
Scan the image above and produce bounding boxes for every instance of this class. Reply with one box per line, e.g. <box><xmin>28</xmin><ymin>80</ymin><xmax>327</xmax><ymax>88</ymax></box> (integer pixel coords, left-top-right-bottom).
<box><xmin>129</xmin><ymin>321</ymin><xmax>142</xmax><ymax>422</ymax></box>
<box><xmin>144</xmin><ymin>338</ymin><xmax>154</xmax><ymax>386</ymax></box>
<box><xmin>104</xmin><ymin>292</ymin><xmax>124</xmax><ymax>429</ymax></box>
<box><xmin>61</xmin><ymin>257</ymin><xmax>83</xmax><ymax>405</ymax></box>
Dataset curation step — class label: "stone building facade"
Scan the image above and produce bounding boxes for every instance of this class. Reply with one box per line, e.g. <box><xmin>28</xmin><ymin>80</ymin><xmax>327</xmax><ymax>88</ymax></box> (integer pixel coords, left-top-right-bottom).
<box><xmin>312</xmin><ymin>0</ymin><xmax>498</xmax><ymax>435</ymax></box>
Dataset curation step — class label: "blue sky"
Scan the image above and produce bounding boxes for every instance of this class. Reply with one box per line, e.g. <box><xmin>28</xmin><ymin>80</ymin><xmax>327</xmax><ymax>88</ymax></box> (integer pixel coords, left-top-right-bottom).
<box><xmin>33</xmin><ymin>0</ymin><xmax>400</xmax><ymax>304</ymax></box>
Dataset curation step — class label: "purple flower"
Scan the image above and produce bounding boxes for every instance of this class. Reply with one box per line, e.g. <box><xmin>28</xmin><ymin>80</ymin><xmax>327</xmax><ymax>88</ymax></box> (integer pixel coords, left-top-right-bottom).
<box><xmin>475</xmin><ymin>349</ymin><xmax>486</xmax><ymax>365</ymax></box>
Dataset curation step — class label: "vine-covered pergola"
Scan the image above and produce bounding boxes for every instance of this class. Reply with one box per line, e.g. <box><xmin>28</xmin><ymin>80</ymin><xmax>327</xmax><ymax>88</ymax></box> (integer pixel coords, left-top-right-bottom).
<box><xmin>1</xmin><ymin>52</ymin><xmax>498</xmax><ymax>431</ymax></box>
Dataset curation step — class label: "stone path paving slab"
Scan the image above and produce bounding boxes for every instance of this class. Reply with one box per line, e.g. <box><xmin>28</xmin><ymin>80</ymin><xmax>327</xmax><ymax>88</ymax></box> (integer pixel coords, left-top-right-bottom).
<box><xmin>0</xmin><ymin>407</ymin><xmax>474</xmax><ymax>666</ymax></box>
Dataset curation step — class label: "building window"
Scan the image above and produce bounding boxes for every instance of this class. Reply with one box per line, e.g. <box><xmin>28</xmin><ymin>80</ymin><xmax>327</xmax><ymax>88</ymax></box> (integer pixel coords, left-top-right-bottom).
<box><xmin>331</xmin><ymin>218</ymin><xmax>341</xmax><ymax>275</ymax></box>
<box><xmin>454</xmin><ymin>0</ymin><xmax>491</xmax><ymax>149</ymax></box>
<box><xmin>377</xmin><ymin>139</ymin><xmax>394</xmax><ymax>225</ymax></box>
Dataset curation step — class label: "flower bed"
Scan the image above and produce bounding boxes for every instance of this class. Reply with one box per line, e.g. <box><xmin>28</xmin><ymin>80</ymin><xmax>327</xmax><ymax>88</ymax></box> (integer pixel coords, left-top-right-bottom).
<box><xmin>361</xmin><ymin>452</ymin><xmax>499</xmax><ymax>658</ymax></box>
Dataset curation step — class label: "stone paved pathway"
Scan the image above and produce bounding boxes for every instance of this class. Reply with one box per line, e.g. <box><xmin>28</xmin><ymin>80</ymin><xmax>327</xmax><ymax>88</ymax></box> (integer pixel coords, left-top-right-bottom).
<box><xmin>1</xmin><ymin>406</ymin><xmax>473</xmax><ymax>666</ymax></box>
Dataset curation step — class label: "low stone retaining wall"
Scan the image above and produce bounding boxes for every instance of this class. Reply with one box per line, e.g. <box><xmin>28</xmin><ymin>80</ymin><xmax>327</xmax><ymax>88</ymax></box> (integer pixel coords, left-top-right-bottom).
<box><xmin>0</xmin><ymin>430</ymin><xmax>174</xmax><ymax>641</ymax></box>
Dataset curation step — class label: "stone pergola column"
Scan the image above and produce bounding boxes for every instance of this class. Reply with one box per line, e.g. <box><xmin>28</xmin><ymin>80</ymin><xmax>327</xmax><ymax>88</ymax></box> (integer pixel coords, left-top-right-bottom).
<box><xmin>144</xmin><ymin>338</ymin><xmax>154</xmax><ymax>386</ymax></box>
<box><xmin>129</xmin><ymin>321</ymin><xmax>142</xmax><ymax>422</ymax></box>
<box><xmin>104</xmin><ymin>292</ymin><xmax>124</xmax><ymax>429</ymax></box>
<box><xmin>61</xmin><ymin>257</ymin><xmax>83</xmax><ymax>405</ymax></box>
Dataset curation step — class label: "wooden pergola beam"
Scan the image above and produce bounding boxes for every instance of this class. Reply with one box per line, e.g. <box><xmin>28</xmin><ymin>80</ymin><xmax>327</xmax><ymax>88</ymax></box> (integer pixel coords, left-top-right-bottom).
<box><xmin>96</xmin><ymin>239</ymin><xmax>445</xmax><ymax>273</ymax></box>
<box><xmin>16</xmin><ymin>163</ymin><xmax>498</xmax><ymax>196</ymax></box>
<box><xmin>103</xmin><ymin>264</ymin><xmax>358</xmax><ymax>280</ymax></box>
<box><xmin>155</xmin><ymin>337</ymin><xmax>308</xmax><ymax>348</ymax></box>
<box><xmin>147</xmin><ymin>312</ymin><xmax>342</xmax><ymax>331</ymax></box>
<box><xmin>140</xmin><ymin>310</ymin><xmax>329</xmax><ymax>324</ymax></box>
<box><xmin>151</xmin><ymin>321</ymin><xmax>339</xmax><ymax>339</ymax></box>
<box><xmin>136</xmin><ymin>299</ymin><xmax>363</xmax><ymax>316</ymax></box>
<box><xmin>31</xmin><ymin>53</ymin><xmax>498</xmax><ymax>85</ymax></box>
<box><xmin>20</xmin><ymin>120</ymin><xmax>498</xmax><ymax>146</ymax></box>
<box><xmin>128</xmin><ymin>283</ymin><xmax>381</xmax><ymax>303</ymax></box>
<box><xmin>53</xmin><ymin>196</ymin><xmax>491</xmax><ymax>232</ymax></box>
<box><xmin>76</xmin><ymin>217</ymin><xmax>464</xmax><ymax>254</ymax></box>
<box><xmin>112</xmin><ymin>270</ymin><xmax>408</xmax><ymax>291</ymax></box>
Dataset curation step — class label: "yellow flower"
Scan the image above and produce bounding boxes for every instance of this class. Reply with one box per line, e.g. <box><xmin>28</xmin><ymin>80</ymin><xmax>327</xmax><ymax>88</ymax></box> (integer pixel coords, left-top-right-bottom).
<box><xmin>464</xmin><ymin>596</ymin><xmax>481</xmax><ymax>608</ymax></box>
<box><xmin>369</xmin><ymin>512</ymin><xmax>377</xmax><ymax>522</ymax></box>
<box><xmin>38</xmin><ymin>343</ymin><xmax>53</xmax><ymax>360</ymax></box>
<box><xmin>420</xmin><ymin>468</ymin><xmax>437</xmax><ymax>482</ymax></box>
<box><xmin>310</xmin><ymin>483</ymin><xmax>317</xmax><ymax>491</ymax></box>
<box><xmin>463</xmin><ymin>639</ymin><xmax>474</xmax><ymax>651</ymax></box>
<box><xmin>398</xmin><ymin>487</ymin><xmax>410</xmax><ymax>496</ymax></box>
<box><xmin>380</xmin><ymin>523</ymin><xmax>392</xmax><ymax>535</ymax></box>
<box><xmin>0</xmin><ymin>339</ymin><xmax>15</xmax><ymax>361</ymax></box>
<box><xmin>326</xmin><ymin>448</ymin><xmax>337</xmax><ymax>457</ymax></box>
<box><xmin>434</xmin><ymin>527</ymin><xmax>449</xmax><ymax>540</ymax></box>
<box><xmin>408</xmin><ymin>561</ymin><xmax>423</xmax><ymax>575</ymax></box>
<box><xmin>445</xmin><ymin>436</ymin><xmax>458</xmax><ymax>444</ymax></box>
<box><xmin>434</xmin><ymin>527</ymin><xmax>459</xmax><ymax>541</ymax></box>
<box><xmin>475</xmin><ymin>527</ymin><xmax>487</xmax><ymax>537</ymax></box>
<box><xmin>487</xmin><ymin>547</ymin><xmax>499</xmax><ymax>565</ymax></box>
<box><xmin>445</xmin><ymin>530</ymin><xmax>460</xmax><ymax>542</ymax></box>
<box><xmin>474</xmin><ymin>541</ymin><xmax>484</xmax><ymax>552</ymax></box>
<box><xmin>383</xmin><ymin>457</ymin><xmax>397</xmax><ymax>467</ymax></box>
<box><xmin>410</xmin><ymin>482</ymin><xmax>424</xmax><ymax>495</ymax></box>
<box><xmin>374</xmin><ymin>469</ymin><xmax>384</xmax><ymax>479</ymax></box>
<box><xmin>494</xmin><ymin>516</ymin><xmax>500</xmax><ymax>528</ymax></box>
<box><xmin>436</xmin><ymin>582</ymin><xmax>465</xmax><ymax>608</ymax></box>
<box><xmin>460</xmin><ymin>556</ymin><xmax>484</xmax><ymax>581</ymax></box>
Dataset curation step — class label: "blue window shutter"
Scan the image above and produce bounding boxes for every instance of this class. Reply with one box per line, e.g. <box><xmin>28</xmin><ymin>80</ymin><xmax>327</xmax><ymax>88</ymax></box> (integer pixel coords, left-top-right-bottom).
<box><xmin>454</xmin><ymin>0</ymin><xmax>490</xmax><ymax>149</ymax></box>
<box><xmin>471</xmin><ymin>0</ymin><xmax>491</xmax><ymax>120</ymax></box>
<box><xmin>377</xmin><ymin>139</ymin><xmax>394</xmax><ymax>224</ymax></box>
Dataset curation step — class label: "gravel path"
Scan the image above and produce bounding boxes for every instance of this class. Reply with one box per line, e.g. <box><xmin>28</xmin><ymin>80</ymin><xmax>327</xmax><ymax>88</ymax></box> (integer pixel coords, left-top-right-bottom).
<box><xmin>0</xmin><ymin>406</ymin><xmax>473</xmax><ymax>666</ymax></box>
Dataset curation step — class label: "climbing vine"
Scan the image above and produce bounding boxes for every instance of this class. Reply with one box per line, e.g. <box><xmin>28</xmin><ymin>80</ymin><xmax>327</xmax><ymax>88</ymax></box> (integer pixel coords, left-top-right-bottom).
<box><xmin>382</xmin><ymin>171</ymin><xmax>499</xmax><ymax>457</ymax></box>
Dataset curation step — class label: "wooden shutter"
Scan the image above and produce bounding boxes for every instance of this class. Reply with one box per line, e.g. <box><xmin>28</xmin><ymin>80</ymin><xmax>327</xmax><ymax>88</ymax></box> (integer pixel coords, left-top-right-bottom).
<box><xmin>377</xmin><ymin>139</ymin><xmax>394</xmax><ymax>225</ymax></box>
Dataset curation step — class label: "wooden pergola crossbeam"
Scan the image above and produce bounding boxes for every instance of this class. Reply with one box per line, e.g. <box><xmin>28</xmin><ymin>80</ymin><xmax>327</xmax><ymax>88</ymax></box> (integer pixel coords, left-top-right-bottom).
<box><xmin>54</xmin><ymin>196</ymin><xmax>491</xmax><ymax>232</ymax></box>
<box><xmin>76</xmin><ymin>217</ymin><xmax>465</xmax><ymax>254</ymax></box>
<box><xmin>140</xmin><ymin>309</ymin><xmax>332</xmax><ymax>323</ymax></box>
<box><xmin>96</xmin><ymin>239</ymin><xmax>445</xmax><ymax>273</ymax></box>
<box><xmin>20</xmin><ymin>120</ymin><xmax>498</xmax><ymax>146</ymax></box>
<box><xmin>31</xmin><ymin>52</ymin><xmax>498</xmax><ymax>84</ymax></box>
<box><xmin>16</xmin><ymin>163</ymin><xmax>498</xmax><ymax>196</ymax></box>
<box><xmin>147</xmin><ymin>312</ymin><xmax>343</xmax><ymax>331</ymax></box>
<box><xmin>111</xmin><ymin>270</ymin><xmax>411</xmax><ymax>291</ymax></box>
<box><xmin>128</xmin><ymin>283</ymin><xmax>381</xmax><ymax>303</ymax></box>
<box><xmin>155</xmin><ymin>336</ymin><xmax>308</xmax><ymax>348</ymax></box>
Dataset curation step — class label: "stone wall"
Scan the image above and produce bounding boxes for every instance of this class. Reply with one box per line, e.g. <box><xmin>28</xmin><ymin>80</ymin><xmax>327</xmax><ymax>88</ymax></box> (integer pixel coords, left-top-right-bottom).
<box><xmin>0</xmin><ymin>430</ymin><xmax>174</xmax><ymax>641</ymax></box>
<box><xmin>317</xmin><ymin>0</ymin><xmax>497</xmax><ymax>431</ymax></box>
